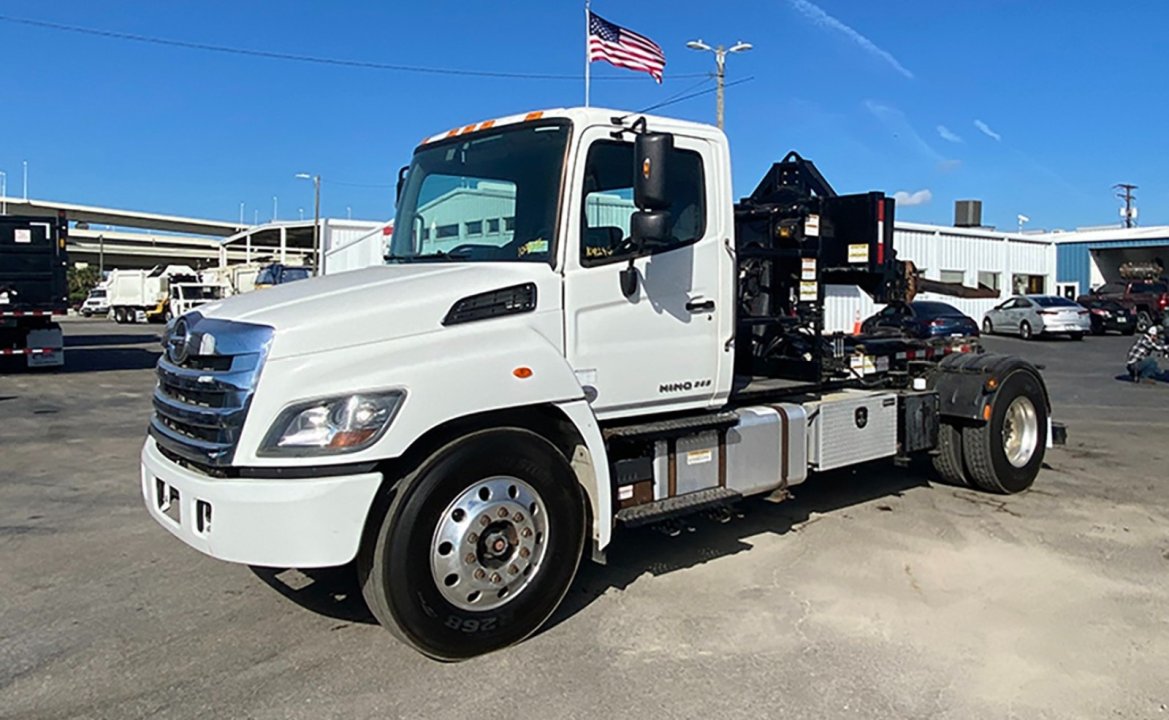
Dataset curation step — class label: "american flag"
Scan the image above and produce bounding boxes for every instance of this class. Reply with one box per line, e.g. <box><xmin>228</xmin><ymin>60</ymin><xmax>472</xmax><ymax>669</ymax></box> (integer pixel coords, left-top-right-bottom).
<box><xmin>588</xmin><ymin>11</ymin><xmax>665</xmax><ymax>83</ymax></box>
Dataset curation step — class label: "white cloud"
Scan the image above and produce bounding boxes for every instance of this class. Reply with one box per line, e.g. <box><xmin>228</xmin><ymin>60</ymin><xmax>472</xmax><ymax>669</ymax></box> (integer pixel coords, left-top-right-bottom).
<box><xmin>937</xmin><ymin>125</ymin><xmax>963</xmax><ymax>143</ymax></box>
<box><xmin>893</xmin><ymin>189</ymin><xmax>933</xmax><ymax>207</ymax></box>
<box><xmin>789</xmin><ymin>0</ymin><xmax>914</xmax><ymax>79</ymax></box>
<box><xmin>973</xmin><ymin>119</ymin><xmax>1002</xmax><ymax>141</ymax></box>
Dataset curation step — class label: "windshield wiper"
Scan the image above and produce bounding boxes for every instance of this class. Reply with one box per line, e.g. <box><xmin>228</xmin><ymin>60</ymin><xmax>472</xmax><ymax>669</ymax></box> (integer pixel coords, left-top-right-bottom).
<box><xmin>386</xmin><ymin>250</ymin><xmax>470</xmax><ymax>263</ymax></box>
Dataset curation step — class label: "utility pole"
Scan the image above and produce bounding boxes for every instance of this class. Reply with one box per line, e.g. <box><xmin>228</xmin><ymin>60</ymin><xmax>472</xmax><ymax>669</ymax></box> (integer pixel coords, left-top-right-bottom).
<box><xmin>0</xmin><ymin>171</ymin><xmax>6</xmax><ymax>214</ymax></box>
<box><xmin>98</xmin><ymin>234</ymin><xmax>104</xmax><ymax>275</ymax></box>
<box><xmin>1115</xmin><ymin>183</ymin><xmax>1137</xmax><ymax>228</ymax></box>
<box><xmin>22</xmin><ymin>160</ymin><xmax>27</xmax><ymax>200</ymax></box>
<box><xmin>685</xmin><ymin>39</ymin><xmax>752</xmax><ymax>130</ymax></box>
<box><xmin>296</xmin><ymin>173</ymin><xmax>322</xmax><ymax>272</ymax></box>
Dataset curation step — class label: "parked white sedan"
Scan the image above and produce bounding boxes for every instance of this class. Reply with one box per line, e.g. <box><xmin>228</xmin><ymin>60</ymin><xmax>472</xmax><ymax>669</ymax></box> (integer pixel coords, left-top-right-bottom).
<box><xmin>983</xmin><ymin>295</ymin><xmax>1092</xmax><ymax>340</ymax></box>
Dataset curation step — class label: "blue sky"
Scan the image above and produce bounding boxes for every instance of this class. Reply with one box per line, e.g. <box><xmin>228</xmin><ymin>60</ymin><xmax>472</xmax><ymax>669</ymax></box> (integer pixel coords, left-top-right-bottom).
<box><xmin>0</xmin><ymin>1</ymin><xmax>1164</xmax><ymax>231</ymax></box>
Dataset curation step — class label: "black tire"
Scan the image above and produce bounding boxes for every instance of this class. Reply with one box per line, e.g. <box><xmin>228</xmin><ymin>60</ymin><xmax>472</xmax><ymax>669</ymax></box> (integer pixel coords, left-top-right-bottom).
<box><xmin>931</xmin><ymin>421</ymin><xmax>969</xmax><ymax>487</ymax></box>
<box><xmin>961</xmin><ymin>370</ymin><xmax>1048</xmax><ymax>494</ymax></box>
<box><xmin>1123</xmin><ymin>326</ymin><xmax>1137</xmax><ymax>336</ymax></box>
<box><xmin>113</xmin><ymin>307</ymin><xmax>126</xmax><ymax>324</ymax></box>
<box><xmin>1090</xmin><ymin>321</ymin><xmax>1104</xmax><ymax>336</ymax></box>
<box><xmin>1019</xmin><ymin>320</ymin><xmax>1033</xmax><ymax>340</ymax></box>
<box><xmin>358</xmin><ymin>428</ymin><xmax>586</xmax><ymax>661</ymax></box>
<box><xmin>1136</xmin><ymin>311</ymin><xmax>1152</xmax><ymax>332</ymax></box>
<box><xmin>982</xmin><ymin>318</ymin><xmax>993</xmax><ymax>335</ymax></box>
<box><xmin>1069</xmin><ymin>332</ymin><xmax>1084</xmax><ymax>341</ymax></box>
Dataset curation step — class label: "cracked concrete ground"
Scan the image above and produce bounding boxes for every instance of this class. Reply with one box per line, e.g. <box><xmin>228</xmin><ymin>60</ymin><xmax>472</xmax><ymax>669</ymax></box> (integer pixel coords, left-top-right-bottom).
<box><xmin>1</xmin><ymin>319</ymin><xmax>1167</xmax><ymax>719</ymax></box>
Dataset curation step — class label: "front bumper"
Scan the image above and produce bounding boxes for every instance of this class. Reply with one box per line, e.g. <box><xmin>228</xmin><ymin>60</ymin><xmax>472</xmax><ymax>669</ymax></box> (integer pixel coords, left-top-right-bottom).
<box><xmin>140</xmin><ymin>439</ymin><xmax>383</xmax><ymax>568</ymax></box>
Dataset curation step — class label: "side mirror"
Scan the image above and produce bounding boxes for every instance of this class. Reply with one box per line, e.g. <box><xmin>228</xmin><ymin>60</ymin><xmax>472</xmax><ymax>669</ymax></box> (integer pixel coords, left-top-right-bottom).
<box><xmin>395</xmin><ymin>165</ymin><xmax>409</xmax><ymax>205</ymax></box>
<box><xmin>619</xmin><ymin>210</ymin><xmax>671</xmax><ymax>299</ymax></box>
<box><xmin>633</xmin><ymin>132</ymin><xmax>673</xmax><ymax>211</ymax></box>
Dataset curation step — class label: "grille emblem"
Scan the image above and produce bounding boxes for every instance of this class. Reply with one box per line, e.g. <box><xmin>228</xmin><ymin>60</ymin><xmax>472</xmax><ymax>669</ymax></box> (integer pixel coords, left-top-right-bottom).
<box><xmin>168</xmin><ymin>317</ymin><xmax>191</xmax><ymax>365</ymax></box>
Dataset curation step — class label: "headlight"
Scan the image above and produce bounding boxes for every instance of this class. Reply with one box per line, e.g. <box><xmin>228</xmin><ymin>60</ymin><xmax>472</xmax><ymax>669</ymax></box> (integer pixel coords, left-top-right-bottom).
<box><xmin>260</xmin><ymin>391</ymin><xmax>404</xmax><ymax>456</ymax></box>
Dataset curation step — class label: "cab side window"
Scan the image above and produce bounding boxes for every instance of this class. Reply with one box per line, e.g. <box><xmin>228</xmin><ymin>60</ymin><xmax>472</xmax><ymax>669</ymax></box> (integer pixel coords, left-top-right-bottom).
<box><xmin>581</xmin><ymin>140</ymin><xmax>705</xmax><ymax>265</ymax></box>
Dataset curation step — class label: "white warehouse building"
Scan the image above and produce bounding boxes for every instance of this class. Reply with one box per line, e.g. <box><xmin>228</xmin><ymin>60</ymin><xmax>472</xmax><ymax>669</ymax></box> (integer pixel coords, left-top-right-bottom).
<box><xmin>825</xmin><ymin>221</ymin><xmax>1056</xmax><ymax>332</ymax></box>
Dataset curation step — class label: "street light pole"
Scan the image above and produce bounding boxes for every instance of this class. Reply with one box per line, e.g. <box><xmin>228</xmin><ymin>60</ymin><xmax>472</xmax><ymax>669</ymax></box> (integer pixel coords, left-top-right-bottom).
<box><xmin>98</xmin><ymin>234</ymin><xmax>104</xmax><ymax>275</ymax></box>
<box><xmin>296</xmin><ymin>173</ymin><xmax>322</xmax><ymax>273</ymax></box>
<box><xmin>685</xmin><ymin>39</ymin><xmax>752</xmax><ymax>130</ymax></box>
<box><xmin>22</xmin><ymin>160</ymin><xmax>27</xmax><ymax>200</ymax></box>
<box><xmin>0</xmin><ymin>171</ymin><xmax>6</xmax><ymax>214</ymax></box>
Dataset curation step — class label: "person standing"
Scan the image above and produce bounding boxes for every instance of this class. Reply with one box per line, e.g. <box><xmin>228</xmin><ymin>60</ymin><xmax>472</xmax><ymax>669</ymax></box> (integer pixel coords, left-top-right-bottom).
<box><xmin>1126</xmin><ymin>325</ymin><xmax>1169</xmax><ymax>383</ymax></box>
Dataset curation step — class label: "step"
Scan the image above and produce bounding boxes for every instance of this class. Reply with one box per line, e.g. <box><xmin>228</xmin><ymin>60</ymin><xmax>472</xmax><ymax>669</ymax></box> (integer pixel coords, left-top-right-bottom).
<box><xmin>616</xmin><ymin>487</ymin><xmax>741</xmax><ymax>528</ymax></box>
<box><xmin>602</xmin><ymin>411</ymin><xmax>739</xmax><ymax>442</ymax></box>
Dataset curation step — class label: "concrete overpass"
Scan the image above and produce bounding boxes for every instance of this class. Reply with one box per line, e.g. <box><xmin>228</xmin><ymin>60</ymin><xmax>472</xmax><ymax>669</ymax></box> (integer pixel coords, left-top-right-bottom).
<box><xmin>0</xmin><ymin>196</ymin><xmax>240</xmax><ymax>236</ymax></box>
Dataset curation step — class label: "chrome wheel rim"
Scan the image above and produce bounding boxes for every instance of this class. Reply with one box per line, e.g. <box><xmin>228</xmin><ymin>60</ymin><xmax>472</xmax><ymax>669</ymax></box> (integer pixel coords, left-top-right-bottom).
<box><xmin>430</xmin><ymin>476</ymin><xmax>548</xmax><ymax>612</ymax></box>
<box><xmin>1002</xmin><ymin>396</ymin><xmax>1039</xmax><ymax>468</ymax></box>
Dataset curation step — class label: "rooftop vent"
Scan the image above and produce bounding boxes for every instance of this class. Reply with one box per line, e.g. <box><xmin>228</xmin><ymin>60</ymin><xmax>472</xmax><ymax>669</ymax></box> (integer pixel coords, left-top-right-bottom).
<box><xmin>954</xmin><ymin>200</ymin><xmax>982</xmax><ymax>228</ymax></box>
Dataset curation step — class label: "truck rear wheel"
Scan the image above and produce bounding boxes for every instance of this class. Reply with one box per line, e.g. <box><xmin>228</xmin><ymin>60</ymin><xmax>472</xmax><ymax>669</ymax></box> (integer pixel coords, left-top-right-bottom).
<box><xmin>961</xmin><ymin>370</ymin><xmax>1047</xmax><ymax>494</ymax></box>
<box><xmin>113</xmin><ymin>307</ymin><xmax>125</xmax><ymax>324</ymax></box>
<box><xmin>931</xmin><ymin>421</ymin><xmax>969</xmax><ymax>486</ymax></box>
<box><xmin>359</xmin><ymin>428</ymin><xmax>585</xmax><ymax>661</ymax></box>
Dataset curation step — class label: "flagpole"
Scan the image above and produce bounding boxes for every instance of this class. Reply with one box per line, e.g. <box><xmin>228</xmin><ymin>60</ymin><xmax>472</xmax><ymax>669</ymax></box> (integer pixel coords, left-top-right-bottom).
<box><xmin>584</xmin><ymin>0</ymin><xmax>591</xmax><ymax>107</ymax></box>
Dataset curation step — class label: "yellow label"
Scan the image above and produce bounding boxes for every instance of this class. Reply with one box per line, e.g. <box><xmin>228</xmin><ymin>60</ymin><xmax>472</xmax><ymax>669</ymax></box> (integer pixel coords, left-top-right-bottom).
<box><xmin>686</xmin><ymin>449</ymin><xmax>713</xmax><ymax>465</ymax></box>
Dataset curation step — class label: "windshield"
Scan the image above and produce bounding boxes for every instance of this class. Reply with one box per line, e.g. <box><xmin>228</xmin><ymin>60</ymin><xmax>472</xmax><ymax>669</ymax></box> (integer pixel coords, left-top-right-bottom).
<box><xmin>912</xmin><ymin>301</ymin><xmax>963</xmax><ymax>318</ymax></box>
<box><xmin>389</xmin><ymin>121</ymin><xmax>570</xmax><ymax>264</ymax></box>
<box><xmin>89</xmin><ymin>289</ymin><xmax>106</xmax><ymax>299</ymax></box>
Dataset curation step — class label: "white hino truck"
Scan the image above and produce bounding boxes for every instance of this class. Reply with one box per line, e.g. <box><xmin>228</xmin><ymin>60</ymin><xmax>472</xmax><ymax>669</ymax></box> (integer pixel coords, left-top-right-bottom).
<box><xmin>142</xmin><ymin>107</ymin><xmax>1060</xmax><ymax>660</ymax></box>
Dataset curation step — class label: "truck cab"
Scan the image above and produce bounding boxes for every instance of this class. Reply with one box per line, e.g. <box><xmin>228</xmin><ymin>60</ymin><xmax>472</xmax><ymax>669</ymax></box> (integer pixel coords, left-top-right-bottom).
<box><xmin>142</xmin><ymin>108</ymin><xmax>1052</xmax><ymax>660</ymax></box>
<box><xmin>80</xmin><ymin>284</ymin><xmax>110</xmax><ymax>317</ymax></box>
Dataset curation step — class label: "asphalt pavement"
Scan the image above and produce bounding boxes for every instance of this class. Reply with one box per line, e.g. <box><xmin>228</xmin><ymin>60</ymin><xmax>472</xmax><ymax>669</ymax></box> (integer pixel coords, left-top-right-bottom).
<box><xmin>1</xmin><ymin>318</ymin><xmax>1167</xmax><ymax>719</ymax></box>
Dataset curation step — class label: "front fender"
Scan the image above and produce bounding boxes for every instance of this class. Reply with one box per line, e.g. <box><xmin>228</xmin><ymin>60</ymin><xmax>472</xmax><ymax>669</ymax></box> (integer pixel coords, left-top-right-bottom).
<box><xmin>234</xmin><ymin>313</ymin><xmax>585</xmax><ymax>465</ymax></box>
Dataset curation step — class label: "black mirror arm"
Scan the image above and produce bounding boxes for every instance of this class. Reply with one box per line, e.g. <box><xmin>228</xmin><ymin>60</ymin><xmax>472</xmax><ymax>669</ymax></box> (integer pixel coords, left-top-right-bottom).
<box><xmin>620</xmin><ymin>257</ymin><xmax>638</xmax><ymax>298</ymax></box>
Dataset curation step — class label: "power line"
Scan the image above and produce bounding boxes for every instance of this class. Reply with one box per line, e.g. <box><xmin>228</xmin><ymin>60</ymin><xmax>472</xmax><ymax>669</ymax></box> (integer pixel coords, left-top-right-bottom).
<box><xmin>635</xmin><ymin>76</ymin><xmax>755</xmax><ymax>115</ymax></box>
<box><xmin>0</xmin><ymin>14</ymin><xmax>708</xmax><ymax>82</ymax></box>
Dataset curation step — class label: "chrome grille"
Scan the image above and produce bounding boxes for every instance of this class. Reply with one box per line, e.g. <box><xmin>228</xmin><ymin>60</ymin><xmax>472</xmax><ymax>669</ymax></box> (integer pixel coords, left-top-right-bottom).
<box><xmin>150</xmin><ymin>314</ymin><xmax>273</xmax><ymax>467</ymax></box>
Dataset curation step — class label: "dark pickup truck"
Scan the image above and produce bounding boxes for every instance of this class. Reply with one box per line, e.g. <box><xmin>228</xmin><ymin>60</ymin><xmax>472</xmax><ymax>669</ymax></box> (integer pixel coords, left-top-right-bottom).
<box><xmin>1077</xmin><ymin>279</ymin><xmax>1169</xmax><ymax>332</ymax></box>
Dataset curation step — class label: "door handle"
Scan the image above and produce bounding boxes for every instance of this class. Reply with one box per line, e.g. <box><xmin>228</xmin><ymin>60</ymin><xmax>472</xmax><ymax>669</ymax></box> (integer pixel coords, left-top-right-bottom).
<box><xmin>686</xmin><ymin>298</ymin><xmax>715</xmax><ymax>312</ymax></box>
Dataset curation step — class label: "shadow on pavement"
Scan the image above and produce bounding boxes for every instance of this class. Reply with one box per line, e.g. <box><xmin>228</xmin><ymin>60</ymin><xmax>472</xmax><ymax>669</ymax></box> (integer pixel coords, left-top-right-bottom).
<box><xmin>62</xmin><ymin>347</ymin><xmax>161</xmax><ymax>373</ymax></box>
<box><xmin>242</xmin><ymin>461</ymin><xmax>930</xmax><ymax>635</ymax></box>
<box><xmin>250</xmin><ymin>565</ymin><xmax>377</xmax><ymax>625</ymax></box>
<box><xmin>66</xmin><ymin>333</ymin><xmax>161</xmax><ymax>348</ymax></box>
<box><xmin>544</xmin><ymin>461</ymin><xmax>928</xmax><ymax>634</ymax></box>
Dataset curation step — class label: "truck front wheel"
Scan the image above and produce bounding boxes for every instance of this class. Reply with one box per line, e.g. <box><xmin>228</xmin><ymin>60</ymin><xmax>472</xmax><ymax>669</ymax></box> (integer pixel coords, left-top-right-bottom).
<box><xmin>961</xmin><ymin>370</ymin><xmax>1047</xmax><ymax>494</ymax></box>
<box><xmin>359</xmin><ymin>429</ymin><xmax>586</xmax><ymax>661</ymax></box>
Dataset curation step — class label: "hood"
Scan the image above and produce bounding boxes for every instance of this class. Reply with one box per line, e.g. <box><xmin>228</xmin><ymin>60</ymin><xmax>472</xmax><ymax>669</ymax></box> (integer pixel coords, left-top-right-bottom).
<box><xmin>196</xmin><ymin>263</ymin><xmax>561</xmax><ymax>360</ymax></box>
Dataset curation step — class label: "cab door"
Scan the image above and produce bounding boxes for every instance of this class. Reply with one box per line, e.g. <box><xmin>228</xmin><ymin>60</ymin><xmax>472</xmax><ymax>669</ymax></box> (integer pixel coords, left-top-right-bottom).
<box><xmin>562</xmin><ymin>128</ymin><xmax>731</xmax><ymax>419</ymax></box>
